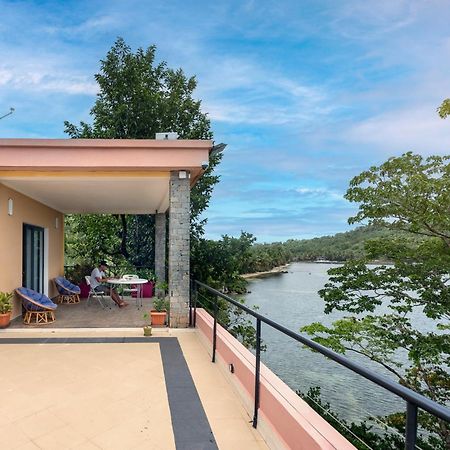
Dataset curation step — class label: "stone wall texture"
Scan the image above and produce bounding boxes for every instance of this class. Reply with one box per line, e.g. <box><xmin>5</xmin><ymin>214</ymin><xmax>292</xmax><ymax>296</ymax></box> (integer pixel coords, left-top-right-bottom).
<box><xmin>168</xmin><ymin>171</ymin><xmax>190</xmax><ymax>327</ymax></box>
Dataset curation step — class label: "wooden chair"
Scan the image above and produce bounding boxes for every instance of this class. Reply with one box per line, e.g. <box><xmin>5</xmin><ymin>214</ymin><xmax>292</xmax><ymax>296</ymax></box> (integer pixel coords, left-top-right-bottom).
<box><xmin>15</xmin><ymin>288</ymin><xmax>57</xmax><ymax>325</ymax></box>
<box><xmin>54</xmin><ymin>276</ymin><xmax>81</xmax><ymax>304</ymax></box>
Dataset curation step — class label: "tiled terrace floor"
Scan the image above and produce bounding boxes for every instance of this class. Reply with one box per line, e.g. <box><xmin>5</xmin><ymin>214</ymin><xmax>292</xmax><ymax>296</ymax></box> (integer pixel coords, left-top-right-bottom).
<box><xmin>0</xmin><ymin>329</ymin><xmax>269</xmax><ymax>450</ymax></box>
<box><xmin>10</xmin><ymin>297</ymin><xmax>156</xmax><ymax>328</ymax></box>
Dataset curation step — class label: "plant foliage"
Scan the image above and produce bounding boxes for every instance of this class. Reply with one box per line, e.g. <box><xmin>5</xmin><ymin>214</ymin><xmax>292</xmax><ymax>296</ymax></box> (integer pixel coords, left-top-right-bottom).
<box><xmin>301</xmin><ymin>152</ymin><xmax>450</xmax><ymax>447</ymax></box>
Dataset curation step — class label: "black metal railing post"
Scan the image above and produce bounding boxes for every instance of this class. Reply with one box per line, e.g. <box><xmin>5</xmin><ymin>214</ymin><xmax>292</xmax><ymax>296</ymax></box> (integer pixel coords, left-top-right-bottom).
<box><xmin>212</xmin><ymin>295</ymin><xmax>218</xmax><ymax>363</ymax></box>
<box><xmin>193</xmin><ymin>283</ymin><xmax>197</xmax><ymax>328</ymax></box>
<box><xmin>189</xmin><ymin>279</ymin><xmax>193</xmax><ymax>327</ymax></box>
<box><xmin>252</xmin><ymin>318</ymin><xmax>262</xmax><ymax>428</ymax></box>
<box><xmin>405</xmin><ymin>402</ymin><xmax>418</xmax><ymax>450</ymax></box>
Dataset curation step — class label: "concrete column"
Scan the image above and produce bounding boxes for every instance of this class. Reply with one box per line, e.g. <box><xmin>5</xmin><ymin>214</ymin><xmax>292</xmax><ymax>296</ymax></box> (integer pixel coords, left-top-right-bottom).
<box><xmin>168</xmin><ymin>170</ymin><xmax>190</xmax><ymax>328</ymax></box>
<box><xmin>154</xmin><ymin>212</ymin><xmax>166</xmax><ymax>297</ymax></box>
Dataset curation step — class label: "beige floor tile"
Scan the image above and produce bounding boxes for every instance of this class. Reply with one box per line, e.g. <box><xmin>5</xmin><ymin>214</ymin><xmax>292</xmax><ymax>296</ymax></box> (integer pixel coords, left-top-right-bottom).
<box><xmin>90</xmin><ymin>415</ymin><xmax>175</xmax><ymax>450</ymax></box>
<box><xmin>32</xmin><ymin>425</ymin><xmax>87</xmax><ymax>449</ymax></box>
<box><xmin>0</xmin><ymin>421</ymin><xmax>31</xmax><ymax>449</ymax></box>
<box><xmin>14</xmin><ymin>442</ymin><xmax>41</xmax><ymax>450</ymax></box>
<box><xmin>70</xmin><ymin>440</ymin><xmax>101</xmax><ymax>450</ymax></box>
<box><xmin>209</xmin><ymin>417</ymin><xmax>261</xmax><ymax>444</ymax></box>
<box><xmin>1</xmin><ymin>333</ymin><xmax>270</xmax><ymax>450</ymax></box>
<box><xmin>15</xmin><ymin>409</ymin><xmax>66</xmax><ymax>440</ymax></box>
<box><xmin>201</xmin><ymin>396</ymin><xmax>251</xmax><ymax>420</ymax></box>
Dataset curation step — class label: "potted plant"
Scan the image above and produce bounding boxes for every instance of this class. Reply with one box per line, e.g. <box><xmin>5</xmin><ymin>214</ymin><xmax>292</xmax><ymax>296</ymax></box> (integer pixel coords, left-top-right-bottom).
<box><xmin>150</xmin><ymin>297</ymin><xmax>169</xmax><ymax>326</ymax></box>
<box><xmin>142</xmin><ymin>313</ymin><xmax>152</xmax><ymax>336</ymax></box>
<box><xmin>0</xmin><ymin>291</ymin><xmax>13</xmax><ymax>328</ymax></box>
<box><xmin>155</xmin><ymin>280</ymin><xmax>168</xmax><ymax>299</ymax></box>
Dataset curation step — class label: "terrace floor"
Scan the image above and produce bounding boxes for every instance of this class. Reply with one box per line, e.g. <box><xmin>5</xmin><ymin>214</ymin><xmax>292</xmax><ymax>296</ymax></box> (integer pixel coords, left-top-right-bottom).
<box><xmin>10</xmin><ymin>297</ymin><xmax>156</xmax><ymax>329</ymax></box>
<box><xmin>0</xmin><ymin>328</ymin><xmax>269</xmax><ymax>450</ymax></box>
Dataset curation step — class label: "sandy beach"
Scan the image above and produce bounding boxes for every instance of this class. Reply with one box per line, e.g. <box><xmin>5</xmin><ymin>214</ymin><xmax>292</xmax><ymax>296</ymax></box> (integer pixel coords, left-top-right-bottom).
<box><xmin>241</xmin><ymin>264</ymin><xmax>290</xmax><ymax>279</ymax></box>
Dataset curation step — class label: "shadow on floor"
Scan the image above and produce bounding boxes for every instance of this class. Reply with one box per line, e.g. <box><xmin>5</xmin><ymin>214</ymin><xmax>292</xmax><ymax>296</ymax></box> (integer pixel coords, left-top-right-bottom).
<box><xmin>10</xmin><ymin>297</ymin><xmax>158</xmax><ymax>328</ymax></box>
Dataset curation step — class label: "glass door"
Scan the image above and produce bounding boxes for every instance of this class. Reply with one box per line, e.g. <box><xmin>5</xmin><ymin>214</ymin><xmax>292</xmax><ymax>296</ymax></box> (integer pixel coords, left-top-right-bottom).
<box><xmin>23</xmin><ymin>224</ymin><xmax>45</xmax><ymax>293</ymax></box>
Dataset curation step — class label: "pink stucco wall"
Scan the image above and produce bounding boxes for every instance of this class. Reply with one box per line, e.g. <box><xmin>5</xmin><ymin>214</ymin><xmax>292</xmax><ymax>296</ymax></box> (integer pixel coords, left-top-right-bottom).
<box><xmin>0</xmin><ymin>138</ymin><xmax>212</xmax><ymax>183</ymax></box>
<box><xmin>195</xmin><ymin>308</ymin><xmax>356</xmax><ymax>450</ymax></box>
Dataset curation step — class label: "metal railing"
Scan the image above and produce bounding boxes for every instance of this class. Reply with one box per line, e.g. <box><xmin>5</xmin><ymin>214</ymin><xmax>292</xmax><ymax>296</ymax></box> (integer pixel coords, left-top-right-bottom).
<box><xmin>190</xmin><ymin>280</ymin><xmax>450</xmax><ymax>450</ymax></box>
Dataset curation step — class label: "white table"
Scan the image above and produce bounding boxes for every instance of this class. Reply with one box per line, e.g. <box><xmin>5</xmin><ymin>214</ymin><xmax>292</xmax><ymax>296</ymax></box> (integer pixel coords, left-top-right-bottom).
<box><xmin>107</xmin><ymin>278</ymin><xmax>148</xmax><ymax>308</ymax></box>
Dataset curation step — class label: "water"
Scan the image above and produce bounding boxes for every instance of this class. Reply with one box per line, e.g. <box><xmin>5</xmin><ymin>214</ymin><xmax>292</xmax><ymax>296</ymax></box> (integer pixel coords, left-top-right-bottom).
<box><xmin>243</xmin><ymin>262</ymin><xmax>433</xmax><ymax>424</ymax></box>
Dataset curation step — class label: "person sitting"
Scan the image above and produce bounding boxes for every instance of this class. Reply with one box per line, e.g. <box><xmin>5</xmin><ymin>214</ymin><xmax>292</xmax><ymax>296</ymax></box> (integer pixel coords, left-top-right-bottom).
<box><xmin>90</xmin><ymin>261</ymin><xmax>128</xmax><ymax>308</ymax></box>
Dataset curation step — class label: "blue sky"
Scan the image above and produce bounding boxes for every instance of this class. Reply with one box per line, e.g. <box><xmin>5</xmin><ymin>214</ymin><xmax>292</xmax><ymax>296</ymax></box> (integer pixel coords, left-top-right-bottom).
<box><xmin>1</xmin><ymin>0</ymin><xmax>450</xmax><ymax>242</ymax></box>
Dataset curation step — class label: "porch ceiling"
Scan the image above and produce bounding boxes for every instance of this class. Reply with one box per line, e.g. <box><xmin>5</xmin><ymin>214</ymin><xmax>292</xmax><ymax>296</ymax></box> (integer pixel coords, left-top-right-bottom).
<box><xmin>0</xmin><ymin>138</ymin><xmax>213</xmax><ymax>214</ymax></box>
<box><xmin>0</xmin><ymin>173</ymin><xmax>171</xmax><ymax>214</ymax></box>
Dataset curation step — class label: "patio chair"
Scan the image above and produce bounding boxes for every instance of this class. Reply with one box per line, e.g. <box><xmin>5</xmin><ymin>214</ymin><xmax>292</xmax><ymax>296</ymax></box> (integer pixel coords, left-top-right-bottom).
<box><xmin>15</xmin><ymin>287</ymin><xmax>57</xmax><ymax>325</ymax></box>
<box><xmin>54</xmin><ymin>276</ymin><xmax>81</xmax><ymax>304</ymax></box>
<box><xmin>85</xmin><ymin>276</ymin><xmax>111</xmax><ymax>309</ymax></box>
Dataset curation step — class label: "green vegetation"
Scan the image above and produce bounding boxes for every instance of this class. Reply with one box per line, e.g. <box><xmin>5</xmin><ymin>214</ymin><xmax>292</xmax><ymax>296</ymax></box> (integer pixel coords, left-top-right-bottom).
<box><xmin>244</xmin><ymin>225</ymin><xmax>399</xmax><ymax>273</ymax></box>
<box><xmin>0</xmin><ymin>292</ymin><xmax>13</xmax><ymax>314</ymax></box>
<box><xmin>438</xmin><ymin>98</ymin><xmax>450</xmax><ymax>119</ymax></box>
<box><xmin>298</xmin><ymin>386</ymin><xmax>437</xmax><ymax>450</ymax></box>
<box><xmin>301</xmin><ymin>152</ymin><xmax>450</xmax><ymax>448</ymax></box>
<box><xmin>64</xmin><ymin>37</ymin><xmax>221</xmax><ymax>271</ymax></box>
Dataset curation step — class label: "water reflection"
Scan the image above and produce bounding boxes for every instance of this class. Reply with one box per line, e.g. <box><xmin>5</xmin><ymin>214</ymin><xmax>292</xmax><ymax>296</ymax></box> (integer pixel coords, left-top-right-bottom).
<box><xmin>243</xmin><ymin>262</ymin><xmax>429</xmax><ymax>422</ymax></box>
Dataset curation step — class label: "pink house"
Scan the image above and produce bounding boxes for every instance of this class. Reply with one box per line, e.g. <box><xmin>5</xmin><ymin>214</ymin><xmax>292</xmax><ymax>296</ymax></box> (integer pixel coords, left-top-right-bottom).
<box><xmin>0</xmin><ymin>137</ymin><xmax>212</xmax><ymax>326</ymax></box>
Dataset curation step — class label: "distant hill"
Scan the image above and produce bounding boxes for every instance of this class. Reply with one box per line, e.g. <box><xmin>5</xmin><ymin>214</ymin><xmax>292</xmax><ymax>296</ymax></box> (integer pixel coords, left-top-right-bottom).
<box><xmin>243</xmin><ymin>226</ymin><xmax>396</xmax><ymax>274</ymax></box>
<box><xmin>284</xmin><ymin>226</ymin><xmax>393</xmax><ymax>262</ymax></box>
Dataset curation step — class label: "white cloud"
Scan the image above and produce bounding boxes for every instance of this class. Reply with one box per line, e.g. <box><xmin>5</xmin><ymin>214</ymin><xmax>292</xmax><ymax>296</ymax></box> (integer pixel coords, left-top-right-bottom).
<box><xmin>42</xmin><ymin>14</ymin><xmax>120</xmax><ymax>37</ymax></box>
<box><xmin>196</xmin><ymin>56</ymin><xmax>331</xmax><ymax>126</ymax></box>
<box><xmin>345</xmin><ymin>104</ymin><xmax>450</xmax><ymax>155</ymax></box>
<box><xmin>295</xmin><ymin>187</ymin><xmax>344</xmax><ymax>201</ymax></box>
<box><xmin>0</xmin><ymin>64</ymin><xmax>97</xmax><ymax>95</ymax></box>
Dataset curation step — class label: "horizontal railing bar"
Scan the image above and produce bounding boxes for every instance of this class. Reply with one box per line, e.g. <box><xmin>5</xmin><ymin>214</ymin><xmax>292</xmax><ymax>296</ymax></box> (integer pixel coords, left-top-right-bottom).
<box><xmin>194</xmin><ymin>280</ymin><xmax>450</xmax><ymax>423</ymax></box>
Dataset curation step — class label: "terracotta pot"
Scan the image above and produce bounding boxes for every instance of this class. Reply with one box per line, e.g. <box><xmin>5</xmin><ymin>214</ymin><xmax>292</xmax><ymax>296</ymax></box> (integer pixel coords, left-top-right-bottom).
<box><xmin>150</xmin><ymin>310</ymin><xmax>166</xmax><ymax>326</ymax></box>
<box><xmin>0</xmin><ymin>312</ymin><xmax>11</xmax><ymax>329</ymax></box>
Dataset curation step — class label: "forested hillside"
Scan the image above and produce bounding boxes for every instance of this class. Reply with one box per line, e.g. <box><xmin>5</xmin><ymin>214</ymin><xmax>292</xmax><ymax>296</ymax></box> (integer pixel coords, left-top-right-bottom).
<box><xmin>286</xmin><ymin>226</ymin><xmax>393</xmax><ymax>262</ymax></box>
<box><xmin>243</xmin><ymin>225</ymin><xmax>395</xmax><ymax>274</ymax></box>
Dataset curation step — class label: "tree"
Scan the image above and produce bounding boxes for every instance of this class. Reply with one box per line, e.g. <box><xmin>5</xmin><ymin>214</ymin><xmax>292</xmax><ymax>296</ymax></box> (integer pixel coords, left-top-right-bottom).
<box><xmin>64</xmin><ymin>38</ymin><xmax>221</xmax><ymax>267</ymax></box>
<box><xmin>438</xmin><ymin>99</ymin><xmax>450</xmax><ymax>119</ymax></box>
<box><xmin>301</xmin><ymin>153</ymin><xmax>450</xmax><ymax>448</ymax></box>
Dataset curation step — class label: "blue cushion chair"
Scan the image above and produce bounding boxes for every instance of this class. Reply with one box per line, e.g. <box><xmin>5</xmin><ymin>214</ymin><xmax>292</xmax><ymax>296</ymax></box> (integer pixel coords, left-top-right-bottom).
<box><xmin>54</xmin><ymin>276</ymin><xmax>81</xmax><ymax>304</ymax></box>
<box><xmin>15</xmin><ymin>287</ymin><xmax>57</xmax><ymax>325</ymax></box>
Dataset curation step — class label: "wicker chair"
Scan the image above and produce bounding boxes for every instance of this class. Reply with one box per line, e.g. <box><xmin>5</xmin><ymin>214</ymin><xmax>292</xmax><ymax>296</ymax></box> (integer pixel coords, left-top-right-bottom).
<box><xmin>54</xmin><ymin>276</ymin><xmax>81</xmax><ymax>304</ymax></box>
<box><xmin>15</xmin><ymin>287</ymin><xmax>57</xmax><ymax>325</ymax></box>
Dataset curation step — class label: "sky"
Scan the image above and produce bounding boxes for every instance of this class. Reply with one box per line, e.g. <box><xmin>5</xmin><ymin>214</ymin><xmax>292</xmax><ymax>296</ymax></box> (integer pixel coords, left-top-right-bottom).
<box><xmin>1</xmin><ymin>0</ymin><xmax>450</xmax><ymax>243</ymax></box>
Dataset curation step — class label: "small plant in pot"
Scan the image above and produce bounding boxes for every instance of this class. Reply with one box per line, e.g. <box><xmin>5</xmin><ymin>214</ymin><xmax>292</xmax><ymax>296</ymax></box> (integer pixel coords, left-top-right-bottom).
<box><xmin>155</xmin><ymin>280</ymin><xmax>168</xmax><ymax>299</ymax></box>
<box><xmin>0</xmin><ymin>291</ymin><xmax>13</xmax><ymax>329</ymax></box>
<box><xmin>150</xmin><ymin>297</ymin><xmax>169</xmax><ymax>326</ymax></box>
<box><xmin>142</xmin><ymin>313</ymin><xmax>152</xmax><ymax>336</ymax></box>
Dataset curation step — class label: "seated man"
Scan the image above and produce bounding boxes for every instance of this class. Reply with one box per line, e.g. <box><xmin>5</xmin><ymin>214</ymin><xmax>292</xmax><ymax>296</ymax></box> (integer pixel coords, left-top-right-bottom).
<box><xmin>90</xmin><ymin>261</ymin><xmax>128</xmax><ymax>308</ymax></box>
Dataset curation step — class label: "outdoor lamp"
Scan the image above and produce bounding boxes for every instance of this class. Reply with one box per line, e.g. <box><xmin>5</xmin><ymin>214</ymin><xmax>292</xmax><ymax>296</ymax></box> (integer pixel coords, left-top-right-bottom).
<box><xmin>7</xmin><ymin>198</ymin><xmax>13</xmax><ymax>216</ymax></box>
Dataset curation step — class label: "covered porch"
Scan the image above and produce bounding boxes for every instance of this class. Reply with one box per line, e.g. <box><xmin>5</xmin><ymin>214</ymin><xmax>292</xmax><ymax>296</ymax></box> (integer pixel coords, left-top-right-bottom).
<box><xmin>0</xmin><ymin>138</ymin><xmax>215</xmax><ymax>328</ymax></box>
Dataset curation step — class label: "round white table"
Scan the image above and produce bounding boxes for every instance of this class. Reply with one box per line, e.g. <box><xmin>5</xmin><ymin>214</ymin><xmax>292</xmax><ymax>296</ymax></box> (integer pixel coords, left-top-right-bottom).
<box><xmin>107</xmin><ymin>278</ymin><xmax>148</xmax><ymax>308</ymax></box>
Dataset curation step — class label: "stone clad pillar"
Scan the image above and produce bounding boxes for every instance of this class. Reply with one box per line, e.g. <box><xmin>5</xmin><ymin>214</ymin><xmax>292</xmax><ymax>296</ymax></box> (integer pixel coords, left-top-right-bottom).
<box><xmin>154</xmin><ymin>212</ymin><xmax>166</xmax><ymax>297</ymax></box>
<box><xmin>168</xmin><ymin>171</ymin><xmax>190</xmax><ymax>327</ymax></box>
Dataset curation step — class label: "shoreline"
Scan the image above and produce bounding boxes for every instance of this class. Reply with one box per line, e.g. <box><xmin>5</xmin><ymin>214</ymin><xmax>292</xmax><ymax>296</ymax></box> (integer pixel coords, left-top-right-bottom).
<box><xmin>241</xmin><ymin>264</ymin><xmax>290</xmax><ymax>280</ymax></box>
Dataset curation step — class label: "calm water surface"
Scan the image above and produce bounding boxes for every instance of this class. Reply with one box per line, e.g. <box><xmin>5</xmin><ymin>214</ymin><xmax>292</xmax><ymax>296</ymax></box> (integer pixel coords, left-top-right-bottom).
<box><xmin>243</xmin><ymin>262</ymin><xmax>431</xmax><ymax>422</ymax></box>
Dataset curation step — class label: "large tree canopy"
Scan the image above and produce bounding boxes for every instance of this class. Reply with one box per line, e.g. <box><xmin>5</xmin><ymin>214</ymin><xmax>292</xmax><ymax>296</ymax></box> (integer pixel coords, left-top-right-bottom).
<box><xmin>302</xmin><ymin>152</ymin><xmax>450</xmax><ymax>448</ymax></box>
<box><xmin>64</xmin><ymin>38</ymin><xmax>221</xmax><ymax>269</ymax></box>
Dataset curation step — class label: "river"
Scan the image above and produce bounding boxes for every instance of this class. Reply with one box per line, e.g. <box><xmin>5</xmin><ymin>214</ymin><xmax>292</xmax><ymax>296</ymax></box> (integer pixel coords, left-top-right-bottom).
<box><xmin>243</xmin><ymin>262</ymin><xmax>431</xmax><ymax>424</ymax></box>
